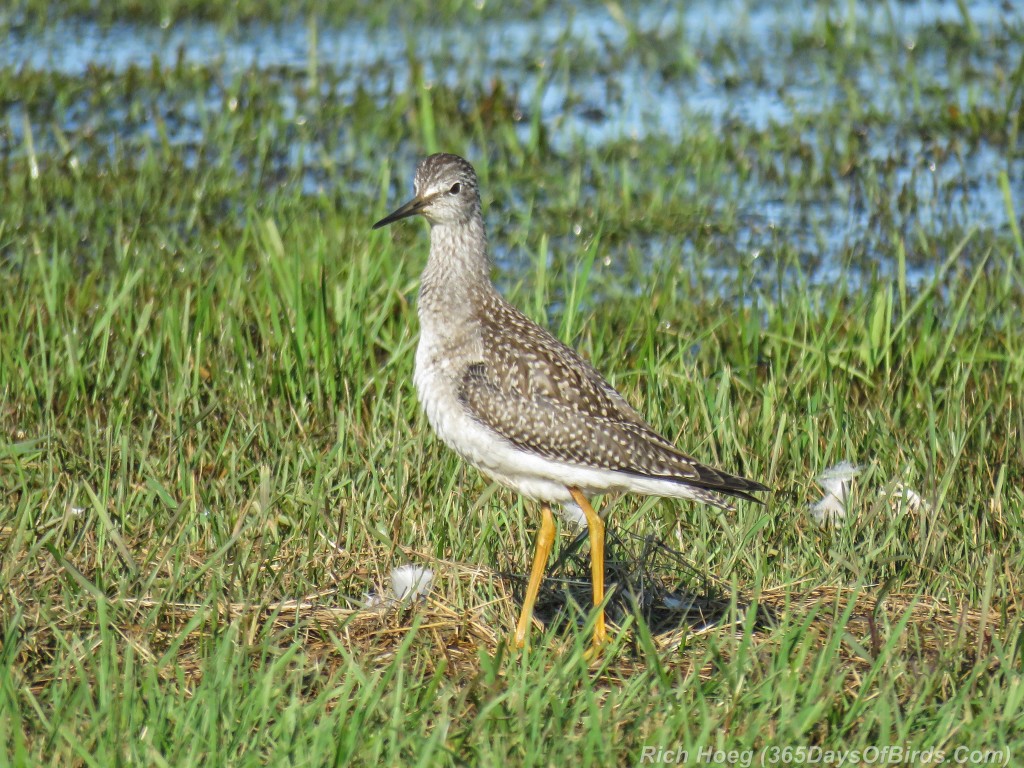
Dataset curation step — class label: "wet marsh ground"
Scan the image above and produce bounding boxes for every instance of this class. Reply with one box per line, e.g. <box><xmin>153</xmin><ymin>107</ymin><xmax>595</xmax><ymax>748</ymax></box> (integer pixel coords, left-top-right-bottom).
<box><xmin>2</xmin><ymin>1</ymin><xmax>1023</xmax><ymax>764</ymax></box>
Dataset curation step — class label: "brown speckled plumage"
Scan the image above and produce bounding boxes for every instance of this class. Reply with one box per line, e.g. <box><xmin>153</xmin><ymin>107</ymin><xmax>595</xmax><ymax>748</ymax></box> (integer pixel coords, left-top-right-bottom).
<box><xmin>459</xmin><ymin>293</ymin><xmax>766</xmax><ymax>509</ymax></box>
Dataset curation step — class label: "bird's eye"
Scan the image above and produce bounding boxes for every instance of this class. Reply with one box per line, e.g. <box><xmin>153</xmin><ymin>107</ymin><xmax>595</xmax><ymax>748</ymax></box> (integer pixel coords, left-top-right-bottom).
<box><xmin>449</xmin><ymin>183</ymin><xmax>461</xmax><ymax>195</ymax></box>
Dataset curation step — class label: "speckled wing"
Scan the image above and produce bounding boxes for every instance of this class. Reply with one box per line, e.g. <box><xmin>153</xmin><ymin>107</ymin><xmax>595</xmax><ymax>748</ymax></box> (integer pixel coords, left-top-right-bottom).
<box><xmin>458</xmin><ymin>301</ymin><xmax>766</xmax><ymax>506</ymax></box>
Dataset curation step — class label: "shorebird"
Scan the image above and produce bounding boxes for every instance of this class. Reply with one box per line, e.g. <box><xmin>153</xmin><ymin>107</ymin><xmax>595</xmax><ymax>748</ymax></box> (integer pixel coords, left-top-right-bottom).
<box><xmin>373</xmin><ymin>153</ymin><xmax>767</xmax><ymax>650</ymax></box>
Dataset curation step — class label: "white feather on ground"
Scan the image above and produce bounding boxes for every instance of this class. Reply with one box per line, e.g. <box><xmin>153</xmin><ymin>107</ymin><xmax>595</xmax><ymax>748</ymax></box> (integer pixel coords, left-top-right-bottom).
<box><xmin>555</xmin><ymin>500</ymin><xmax>588</xmax><ymax>528</ymax></box>
<box><xmin>880</xmin><ymin>483</ymin><xmax>929</xmax><ymax>514</ymax></box>
<box><xmin>390</xmin><ymin>564</ymin><xmax>435</xmax><ymax>601</ymax></box>
<box><xmin>362</xmin><ymin>564</ymin><xmax>436</xmax><ymax>608</ymax></box>
<box><xmin>809</xmin><ymin>461</ymin><xmax>861</xmax><ymax>525</ymax></box>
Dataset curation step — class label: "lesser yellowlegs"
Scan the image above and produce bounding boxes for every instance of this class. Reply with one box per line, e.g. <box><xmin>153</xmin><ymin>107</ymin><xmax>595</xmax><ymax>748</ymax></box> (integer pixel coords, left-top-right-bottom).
<box><xmin>373</xmin><ymin>153</ymin><xmax>768</xmax><ymax>650</ymax></box>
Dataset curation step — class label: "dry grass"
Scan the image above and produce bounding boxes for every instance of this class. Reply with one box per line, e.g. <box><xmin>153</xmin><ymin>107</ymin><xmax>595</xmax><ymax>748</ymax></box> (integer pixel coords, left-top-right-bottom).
<box><xmin>10</xmin><ymin>527</ymin><xmax>1013</xmax><ymax>702</ymax></box>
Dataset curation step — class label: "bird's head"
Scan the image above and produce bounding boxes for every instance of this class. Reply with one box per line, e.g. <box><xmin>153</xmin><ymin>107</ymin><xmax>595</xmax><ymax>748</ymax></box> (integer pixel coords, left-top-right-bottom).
<box><xmin>373</xmin><ymin>153</ymin><xmax>480</xmax><ymax>229</ymax></box>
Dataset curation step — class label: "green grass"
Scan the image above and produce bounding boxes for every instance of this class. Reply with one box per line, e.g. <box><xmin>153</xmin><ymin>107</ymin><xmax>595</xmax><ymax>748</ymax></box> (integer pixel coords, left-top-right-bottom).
<box><xmin>2</xmin><ymin>2</ymin><xmax>1024</xmax><ymax>765</ymax></box>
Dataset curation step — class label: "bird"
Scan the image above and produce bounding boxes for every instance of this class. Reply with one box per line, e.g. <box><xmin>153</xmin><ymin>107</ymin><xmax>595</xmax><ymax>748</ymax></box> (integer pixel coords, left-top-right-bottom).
<box><xmin>372</xmin><ymin>153</ymin><xmax>768</xmax><ymax>651</ymax></box>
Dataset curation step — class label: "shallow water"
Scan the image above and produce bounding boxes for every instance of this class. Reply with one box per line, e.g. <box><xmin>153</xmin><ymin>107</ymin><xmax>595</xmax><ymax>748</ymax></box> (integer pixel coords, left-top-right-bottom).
<box><xmin>1</xmin><ymin>1</ymin><xmax>1020</xmax><ymax>288</ymax></box>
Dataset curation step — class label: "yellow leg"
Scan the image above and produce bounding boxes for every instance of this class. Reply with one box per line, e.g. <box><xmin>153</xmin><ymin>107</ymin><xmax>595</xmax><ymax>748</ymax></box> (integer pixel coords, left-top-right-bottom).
<box><xmin>514</xmin><ymin>504</ymin><xmax>555</xmax><ymax>649</ymax></box>
<box><xmin>568</xmin><ymin>487</ymin><xmax>607</xmax><ymax>649</ymax></box>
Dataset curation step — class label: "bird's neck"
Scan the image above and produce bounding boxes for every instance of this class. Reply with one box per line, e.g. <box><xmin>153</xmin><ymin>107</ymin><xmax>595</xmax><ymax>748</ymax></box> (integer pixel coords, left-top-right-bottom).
<box><xmin>419</xmin><ymin>217</ymin><xmax>496</xmax><ymax>319</ymax></box>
